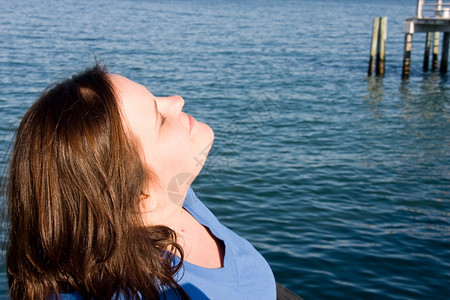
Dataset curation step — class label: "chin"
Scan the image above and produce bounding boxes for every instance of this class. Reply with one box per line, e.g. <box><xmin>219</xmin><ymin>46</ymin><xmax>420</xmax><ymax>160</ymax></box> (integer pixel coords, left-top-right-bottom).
<box><xmin>197</xmin><ymin>123</ymin><xmax>214</xmax><ymax>146</ymax></box>
<box><xmin>205</xmin><ymin>123</ymin><xmax>215</xmax><ymax>141</ymax></box>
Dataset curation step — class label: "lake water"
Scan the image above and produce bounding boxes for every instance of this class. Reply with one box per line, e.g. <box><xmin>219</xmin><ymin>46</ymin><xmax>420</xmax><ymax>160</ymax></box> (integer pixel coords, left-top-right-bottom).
<box><xmin>0</xmin><ymin>0</ymin><xmax>449</xmax><ymax>299</ymax></box>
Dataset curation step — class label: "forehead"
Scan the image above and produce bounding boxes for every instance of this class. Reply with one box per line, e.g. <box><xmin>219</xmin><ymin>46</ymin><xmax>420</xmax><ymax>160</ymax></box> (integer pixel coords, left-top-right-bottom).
<box><xmin>110</xmin><ymin>74</ymin><xmax>157</xmax><ymax>129</ymax></box>
<box><xmin>110</xmin><ymin>74</ymin><xmax>155</xmax><ymax>109</ymax></box>
<box><xmin>110</xmin><ymin>74</ymin><xmax>150</xmax><ymax>100</ymax></box>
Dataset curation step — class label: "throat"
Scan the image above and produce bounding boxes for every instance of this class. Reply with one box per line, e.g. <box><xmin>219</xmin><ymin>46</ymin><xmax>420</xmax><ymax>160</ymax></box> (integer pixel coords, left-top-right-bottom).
<box><xmin>176</xmin><ymin>210</ymin><xmax>225</xmax><ymax>269</ymax></box>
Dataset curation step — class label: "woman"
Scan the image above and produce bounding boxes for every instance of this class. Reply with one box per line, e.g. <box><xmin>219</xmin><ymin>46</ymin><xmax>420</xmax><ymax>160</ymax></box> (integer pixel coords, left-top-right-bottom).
<box><xmin>6</xmin><ymin>64</ymin><xmax>276</xmax><ymax>299</ymax></box>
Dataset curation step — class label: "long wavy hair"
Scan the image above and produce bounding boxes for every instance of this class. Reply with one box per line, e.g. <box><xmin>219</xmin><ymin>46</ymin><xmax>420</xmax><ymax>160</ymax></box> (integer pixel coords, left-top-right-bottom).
<box><xmin>6</xmin><ymin>64</ymin><xmax>188</xmax><ymax>299</ymax></box>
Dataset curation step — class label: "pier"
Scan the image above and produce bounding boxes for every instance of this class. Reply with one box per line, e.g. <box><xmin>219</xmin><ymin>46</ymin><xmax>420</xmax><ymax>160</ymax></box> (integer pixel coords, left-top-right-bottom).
<box><xmin>402</xmin><ymin>0</ymin><xmax>450</xmax><ymax>78</ymax></box>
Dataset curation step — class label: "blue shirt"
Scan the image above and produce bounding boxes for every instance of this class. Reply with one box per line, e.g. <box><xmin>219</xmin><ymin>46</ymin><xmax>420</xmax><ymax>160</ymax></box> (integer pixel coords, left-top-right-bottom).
<box><xmin>163</xmin><ymin>187</ymin><xmax>276</xmax><ymax>299</ymax></box>
<box><xmin>55</xmin><ymin>188</ymin><xmax>276</xmax><ymax>300</ymax></box>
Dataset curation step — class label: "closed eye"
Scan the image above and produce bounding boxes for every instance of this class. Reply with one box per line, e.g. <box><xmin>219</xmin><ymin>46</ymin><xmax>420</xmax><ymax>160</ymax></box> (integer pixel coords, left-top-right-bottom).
<box><xmin>161</xmin><ymin>114</ymin><xmax>167</xmax><ymax>126</ymax></box>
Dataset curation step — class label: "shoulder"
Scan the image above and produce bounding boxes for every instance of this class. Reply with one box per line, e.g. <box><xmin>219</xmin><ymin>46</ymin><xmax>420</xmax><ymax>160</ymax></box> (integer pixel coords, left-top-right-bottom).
<box><xmin>183</xmin><ymin>187</ymin><xmax>221</xmax><ymax>228</ymax></box>
<box><xmin>183</xmin><ymin>187</ymin><xmax>202</xmax><ymax>207</ymax></box>
<box><xmin>184</xmin><ymin>187</ymin><xmax>200</xmax><ymax>207</ymax></box>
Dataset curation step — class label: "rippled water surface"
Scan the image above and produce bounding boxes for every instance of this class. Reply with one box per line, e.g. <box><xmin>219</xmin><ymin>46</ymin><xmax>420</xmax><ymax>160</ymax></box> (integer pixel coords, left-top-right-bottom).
<box><xmin>1</xmin><ymin>0</ymin><xmax>449</xmax><ymax>299</ymax></box>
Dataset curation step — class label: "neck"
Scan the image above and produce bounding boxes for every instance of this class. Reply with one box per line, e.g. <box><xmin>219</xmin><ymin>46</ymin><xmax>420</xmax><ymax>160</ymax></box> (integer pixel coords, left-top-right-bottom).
<box><xmin>140</xmin><ymin>189</ymin><xmax>190</xmax><ymax>232</ymax></box>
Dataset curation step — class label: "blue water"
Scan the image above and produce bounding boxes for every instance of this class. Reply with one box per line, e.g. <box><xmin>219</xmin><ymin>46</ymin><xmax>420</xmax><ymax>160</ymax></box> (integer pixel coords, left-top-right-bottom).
<box><xmin>1</xmin><ymin>0</ymin><xmax>449</xmax><ymax>299</ymax></box>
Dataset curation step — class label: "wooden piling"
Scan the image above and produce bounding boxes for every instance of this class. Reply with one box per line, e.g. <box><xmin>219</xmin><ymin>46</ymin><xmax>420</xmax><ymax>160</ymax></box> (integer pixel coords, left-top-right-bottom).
<box><xmin>440</xmin><ymin>32</ymin><xmax>450</xmax><ymax>72</ymax></box>
<box><xmin>376</xmin><ymin>17</ymin><xmax>388</xmax><ymax>76</ymax></box>
<box><xmin>424</xmin><ymin>32</ymin><xmax>432</xmax><ymax>71</ymax></box>
<box><xmin>368</xmin><ymin>17</ymin><xmax>380</xmax><ymax>76</ymax></box>
<box><xmin>433</xmin><ymin>32</ymin><xmax>440</xmax><ymax>71</ymax></box>
<box><xmin>402</xmin><ymin>33</ymin><xmax>413</xmax><ymax>79</ymax></box>
<box><xmin>416</xmin><ymin>0</ymin><xmax>424</xmax><ymax>18</ymax></box>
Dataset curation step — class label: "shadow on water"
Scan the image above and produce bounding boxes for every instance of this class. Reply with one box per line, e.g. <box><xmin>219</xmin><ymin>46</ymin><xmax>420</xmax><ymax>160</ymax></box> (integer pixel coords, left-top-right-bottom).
<box><xmin>365</xmin><ymin>72</ymin><xmax>449</xmax><ymax>120</ymax></box>
<box><xmin>362</xmin><ymin>71</ymin><xmax>449</xmax><ymax>182</ymax></box>
<box><xmin>364</xmin><ymin>76</ymin><xmax>385</xmax><ymax>119</ymax></box>
<box><xmin>399</xmin><ymin>72</ymin><xmax>450</xmax><ymax>124</ymax></box>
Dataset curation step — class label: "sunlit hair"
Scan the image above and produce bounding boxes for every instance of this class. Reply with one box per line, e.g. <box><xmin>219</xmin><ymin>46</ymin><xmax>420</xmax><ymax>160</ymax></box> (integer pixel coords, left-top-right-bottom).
<box><xmin>6</xmin><ymin>64</ymin><xmax>188</xmax><ymax>299</ymax></box>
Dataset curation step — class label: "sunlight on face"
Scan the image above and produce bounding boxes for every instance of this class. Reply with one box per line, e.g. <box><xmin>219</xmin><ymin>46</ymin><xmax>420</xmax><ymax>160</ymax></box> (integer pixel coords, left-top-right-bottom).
<box><xmin>111</xmin><ymin>74</ymin><xmax>214</xmax><ymax>200</ymax></box>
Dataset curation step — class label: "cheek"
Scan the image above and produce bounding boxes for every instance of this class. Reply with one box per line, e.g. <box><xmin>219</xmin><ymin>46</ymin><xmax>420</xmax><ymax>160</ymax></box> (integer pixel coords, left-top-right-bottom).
<box><xmin>150</xmin><ymin>135</ymin><xmax>195</xmax><ymax>175</ymax></box>
<box><xmin>150</xmin><ymin>150</ymin><xmax>197</xmax><ymax>190</ymax></box>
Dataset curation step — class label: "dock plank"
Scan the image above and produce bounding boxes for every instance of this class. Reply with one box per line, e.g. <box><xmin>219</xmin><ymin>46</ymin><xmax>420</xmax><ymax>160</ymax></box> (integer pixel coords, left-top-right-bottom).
<box><xmin>276</xmin><ymin>282</ymin><xmax>303</xmax><ymax>300</ymax></box>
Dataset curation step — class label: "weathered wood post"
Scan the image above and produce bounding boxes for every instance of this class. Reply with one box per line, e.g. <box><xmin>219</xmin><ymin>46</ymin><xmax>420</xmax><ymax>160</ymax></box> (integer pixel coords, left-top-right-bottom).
<box><xmin>402</xmin><ymin>33</ymin><xmax>413</xmax><ymax>79</ymax></box>
<box><xmin>440</xmin><ymin>32</ymin><xmax>450</xmax><ymax>72</ymax></box>
<box><xmin>417</xmin><ymin>0</ymin><xmax>424</xmax><ymax>18</ymax></box>
<box><xmin>436</xmin><ymin>0</ymin><xmax>443</xmax><ymax>17</ymax></box>
<box><xmin>376</xmin><ymin>17</ymin><xmax>388</xmax><ymax>76</ymax></box>
<box><xmin>433</xmin><ymin>32</ymin><xmax>440</xmax><ymax>70</ymax></box>
<box><xmin>424</xmin><ymin>32</ymin><xmax>432</xmax><ymax>71</ymax></box>
<box><xmin>368</xmin><ymin>17</ymin><xmax>380</xmax><ymax>76</ymax></box>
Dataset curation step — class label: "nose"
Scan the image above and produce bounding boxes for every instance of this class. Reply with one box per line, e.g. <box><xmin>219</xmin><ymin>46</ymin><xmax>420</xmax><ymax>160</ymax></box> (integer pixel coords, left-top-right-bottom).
<box><xmin>155</xmin><ymin>95</ymin><xmax>185</xmax><ymax>117</ymax></box>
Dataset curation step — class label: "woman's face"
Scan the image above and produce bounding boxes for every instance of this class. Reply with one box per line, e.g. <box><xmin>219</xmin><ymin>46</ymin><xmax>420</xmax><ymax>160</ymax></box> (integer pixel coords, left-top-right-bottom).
<box><xmin>111</xmin><ymin>75</ymin><xmax>214</xmax><ymax>198</ymax></box>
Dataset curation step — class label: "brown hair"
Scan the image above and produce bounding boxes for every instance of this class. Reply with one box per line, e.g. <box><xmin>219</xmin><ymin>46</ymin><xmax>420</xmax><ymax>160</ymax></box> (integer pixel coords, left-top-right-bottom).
<box><xmin>6</xmin><ymin>65</ymin><xmax>188</xmax><ymax>299</ymax></box>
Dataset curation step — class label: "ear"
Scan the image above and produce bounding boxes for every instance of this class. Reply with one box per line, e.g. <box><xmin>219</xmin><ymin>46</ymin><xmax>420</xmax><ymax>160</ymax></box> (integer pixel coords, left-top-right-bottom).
<box><xmin>139</xmin><ymin>193</ymin><xmax>157</xmax><ymax>213</ymax></box>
